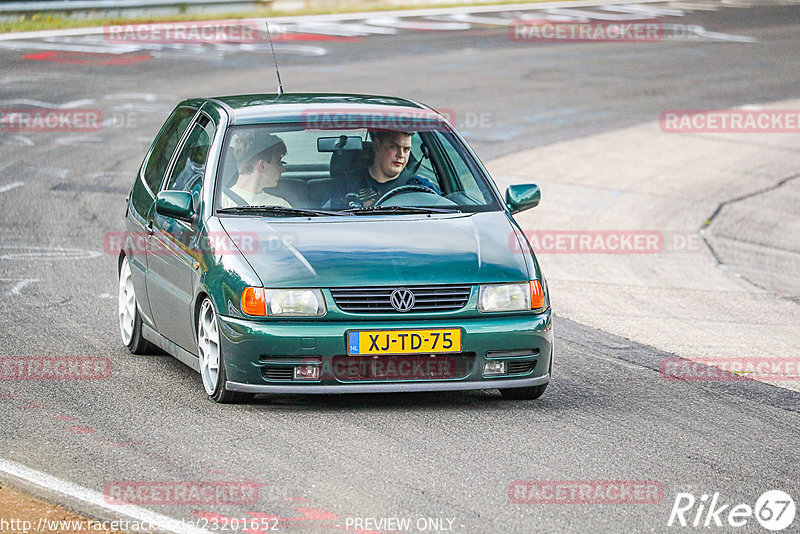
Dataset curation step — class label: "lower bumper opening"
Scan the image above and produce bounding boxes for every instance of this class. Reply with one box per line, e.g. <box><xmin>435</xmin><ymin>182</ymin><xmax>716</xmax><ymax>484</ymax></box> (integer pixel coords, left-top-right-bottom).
<box><xmin>260</xmin><ymin>353</ymin><xmax>476</xmax><ymax>383</ymax></box>
<box><xmin>334</xmin><ymin>353</ymin><xmax>475</xmax><ymax>382</ymax></box>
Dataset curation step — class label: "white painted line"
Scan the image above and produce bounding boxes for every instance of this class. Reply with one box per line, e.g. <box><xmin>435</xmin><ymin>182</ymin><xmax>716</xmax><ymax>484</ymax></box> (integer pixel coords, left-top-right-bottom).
<box><xmin>0</xmin><ymin>40</ymin><xmax>141</xmax><ymax>54</ymax></box>
<box><xmin>291</xmin><ymin>21</ymin><xmax>398</xmax><ymax>36</ymax></box>
<box><xmin>364</xmin><ymin>17</ymin><xmax>471</xmax><ymax>30</ymax></box>
<box><xmin>0</xmin><ymin>278</ymin><xmax>39</xmax><ymax>295</ymax></box>
<box><xmin>0</xmin><ymin>457</ymin><xmax>209</xmax><ymax>534</ymax></box>
<box><xmin>0</xmin><ymin>181</ymin><xmax>24</xmax><ymax>193</ymax></box>
<box><xmin>434</xmin><ymin>13</ymin><xmax>516</xmax><ymax>26</ymax></box>
<box><xmin>0</xmin><ymin>98</ymin><xmax>95</xmax><ymax>108</ymax></box>
<box><xmin>0</xmin><ymin>246</ymin><xmax>102</xmax><ymax>260</ymax></box>
<box><xmin>103</xmin><ymin>93</ymin><xmax>162</xmax><ymax>101</ymax></box>
<box><xmin>3</xmin><ymin>135</ymin><xmax>34</xmax><ymax>146</ymax></box>
<box><xmin>543</xmin><ymin>6</ymin><xmax>659</xmax><ymax>20</ymax></box>
<box><xmin>0</xmin><ymin>0</ymin><xmax>669</xmax><ymax>40</ymax></box>
<box><xmin>599</xmin><ymin>3</ymin><xmax>686</xmax><ymax>16</ymax></box>
<box><xmin>0</xmin><ymin>26</ymin><xmax>108</xmax><ymax>41</ymax></box>
<box><xmin>253</xmin><ymin>0</ymin><xmax>670</xmax><ymax>23</ymax></box>
<box><xmin>55</xmin><ymin>135</ymin><xmax>103</xmax><ymax>145</ymax></box>
<box><xmin>9</xmin><ymin>279</ymin><xmax>37</xmax><ymax>295</ymax></box>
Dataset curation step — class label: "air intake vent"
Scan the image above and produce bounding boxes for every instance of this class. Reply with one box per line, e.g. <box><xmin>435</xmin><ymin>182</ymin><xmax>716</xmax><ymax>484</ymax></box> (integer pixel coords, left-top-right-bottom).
<box><xmin>507</xmin><ymin>360</ymin><xmax>537</xmax><ymax>375</ymax></box>
<box><xmin>262</xmin><ymin>366</ymin><xmax>295</xmax><ymax>381</ymax></box>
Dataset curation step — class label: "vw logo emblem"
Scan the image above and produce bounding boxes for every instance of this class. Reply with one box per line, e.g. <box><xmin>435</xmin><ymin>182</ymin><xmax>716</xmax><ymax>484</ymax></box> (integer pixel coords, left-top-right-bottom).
<box><xmin>390</xmin><ymin>288</ymin><xmax>415</xmax><ymax>312</ymax></box>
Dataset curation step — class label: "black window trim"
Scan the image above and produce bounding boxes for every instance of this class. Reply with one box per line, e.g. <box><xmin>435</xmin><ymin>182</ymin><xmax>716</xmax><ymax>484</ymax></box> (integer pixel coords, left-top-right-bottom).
<box><xmin>159</xmin><ymin>110</ymin><xmax>215</xmax><ymax>194</ymax></box>
<box><xmin>138</xmin><ymin>106</ymin><xmax>202</xmax><ymax>198</ymax></box>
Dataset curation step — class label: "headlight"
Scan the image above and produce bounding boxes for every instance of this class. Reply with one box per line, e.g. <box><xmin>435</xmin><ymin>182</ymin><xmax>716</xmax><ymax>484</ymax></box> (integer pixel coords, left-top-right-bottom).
<box><xmin>478</xmin><ymin>283</ymin><xmax>530</xmax><ymax>312</ymax></box>
<box><xmin>242</xmin><ymin>288</ymin><xmax>326</xmax><ymax>317</ymax></box>
<box><xmin>478</xmin><ymin>281</ymin><xmax>547</xmax><ymax>312</ymax></box>
<box><xmin>264</xmin><ymin>288</ymin><xmax>326</xmax><ymax>316</ymax></box>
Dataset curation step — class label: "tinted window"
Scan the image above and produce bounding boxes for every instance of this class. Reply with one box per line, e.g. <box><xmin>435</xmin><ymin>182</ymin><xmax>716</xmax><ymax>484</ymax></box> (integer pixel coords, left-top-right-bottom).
<box><xmin>143</xmin><ymin>106</ymin><xmax>196</xmax><ymax>194</ymax></box>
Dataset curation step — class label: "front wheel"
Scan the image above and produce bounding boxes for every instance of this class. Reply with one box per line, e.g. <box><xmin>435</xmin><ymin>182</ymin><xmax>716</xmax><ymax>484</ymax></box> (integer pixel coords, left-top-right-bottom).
<box><xmin>118</xmin><ymin>256</ymin><xmax>157</xmax><ymax>355</ymax></box>
<box><xmin>499</xmin><ymin>383</ymin><xmax>548</xmax><ymax>400</ymax></box>
<box><xmin>197</xmin><ymin>298</ymin><xmax>252</xmax><ymax>404</ymax></box>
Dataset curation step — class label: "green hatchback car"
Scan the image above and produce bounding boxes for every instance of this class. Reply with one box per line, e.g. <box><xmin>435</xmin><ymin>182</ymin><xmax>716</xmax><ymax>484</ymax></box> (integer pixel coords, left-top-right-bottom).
<box><xmin>118</xmin><ymin>93</ymin><xmax>552</xmax><ymax>403</ymax></box>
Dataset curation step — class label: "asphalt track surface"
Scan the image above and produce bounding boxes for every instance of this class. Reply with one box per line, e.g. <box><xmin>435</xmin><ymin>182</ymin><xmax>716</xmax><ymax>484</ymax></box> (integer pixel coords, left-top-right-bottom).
<box><xmin>0</xmin><ymin>1</ymin><xmax>799</xmax><ymax>533</ymax></box>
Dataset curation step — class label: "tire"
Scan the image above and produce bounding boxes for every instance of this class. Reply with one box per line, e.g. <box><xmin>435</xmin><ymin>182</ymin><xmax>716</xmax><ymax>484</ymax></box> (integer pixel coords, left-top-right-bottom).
<box><xmin>499</xmin><ymin>383</ymin><xmax>548</xmax><ymax>400</ymax></box>
<box><xmin>118</xmin><ymin>256</ymin><xmax>157</xmax><ymax>355</ymax></box>
<box><xmin>197</xmin><ymin>298</ymin><xmax>253</xmax><ymax>404</ymax></box>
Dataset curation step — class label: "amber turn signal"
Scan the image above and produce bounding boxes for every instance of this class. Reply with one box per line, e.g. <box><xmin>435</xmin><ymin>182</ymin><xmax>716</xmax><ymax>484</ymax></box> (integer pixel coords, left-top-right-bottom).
<box><xmin>242</xmin><ymin>287</ymin><xmax>266</xmax><ymax>316</ymax></box>
<box><xmin>530</xmin><ymin>280</ymin><xmax>545</xmax><ymax>310</ymax></box>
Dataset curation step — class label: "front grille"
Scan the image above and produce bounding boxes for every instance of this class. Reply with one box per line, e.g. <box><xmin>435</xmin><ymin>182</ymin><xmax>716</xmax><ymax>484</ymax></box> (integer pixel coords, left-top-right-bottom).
<box><xmin>330</xmin><ymin>285</ymin><xmax>472</xmax><ymax>313</ymax></box>
<box><xmin>507</xmin><ymin>360</ymin><xmax>537</xmax><ymax>375</ymax></box>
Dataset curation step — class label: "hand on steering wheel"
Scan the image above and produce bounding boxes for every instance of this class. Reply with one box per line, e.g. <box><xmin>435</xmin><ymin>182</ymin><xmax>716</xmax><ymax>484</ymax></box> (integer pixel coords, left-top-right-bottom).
<box><xmin>374</xmin><ymin>184</ymin><xmax>439</xmax><ymax>206</ymax></box>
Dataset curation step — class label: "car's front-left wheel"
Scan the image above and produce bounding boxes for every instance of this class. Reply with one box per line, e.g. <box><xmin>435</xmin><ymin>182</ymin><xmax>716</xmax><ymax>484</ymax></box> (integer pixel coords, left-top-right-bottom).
<box><xmin>197</xmin><ymin>297</ymin><xmax>252</xmax><ymax>404</ymax></box>
<box><xmin>118</xmin><ymin>255</ymin><xmax>157</xmax><ymax>355</ymax></box>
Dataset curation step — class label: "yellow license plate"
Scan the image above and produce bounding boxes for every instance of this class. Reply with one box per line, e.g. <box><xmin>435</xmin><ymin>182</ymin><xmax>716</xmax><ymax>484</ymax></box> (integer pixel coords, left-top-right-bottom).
<box><xmin>347</xmin><ymin>329</ymin><xmax>461</xmax><ymax>355</ymax></box>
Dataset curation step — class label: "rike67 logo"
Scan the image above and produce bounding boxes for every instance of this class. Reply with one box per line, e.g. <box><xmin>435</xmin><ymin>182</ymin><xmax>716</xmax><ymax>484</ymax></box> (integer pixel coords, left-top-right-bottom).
<box><xmin>668</xmin><ymin>490</ymin><xmax>795</xmax><ymax>531</ymax></box>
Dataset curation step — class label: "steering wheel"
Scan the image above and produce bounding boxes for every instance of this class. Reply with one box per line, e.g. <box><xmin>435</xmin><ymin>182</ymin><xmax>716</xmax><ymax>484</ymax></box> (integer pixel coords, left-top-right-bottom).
<box><xmin>375</xmin><ymin>184</ymin><xmax>439</xmax><ymax>206</ymax></box>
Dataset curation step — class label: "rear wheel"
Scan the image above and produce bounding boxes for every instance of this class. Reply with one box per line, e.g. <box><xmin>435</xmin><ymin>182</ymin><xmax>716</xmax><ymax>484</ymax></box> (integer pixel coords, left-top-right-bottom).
<box><xmin>118</xmin><ymin>256</ymin><xmax>157</xmax><ymax>354</ymax></box>
<box><xmin>499</xmin><ymin>383</ymin><xmax>548</xmax><ymax>400</ymax></box>
<box><xmin>197</xmin><ymin>298</ymin><xmax>252</xmax><ymax>404</ymax></box>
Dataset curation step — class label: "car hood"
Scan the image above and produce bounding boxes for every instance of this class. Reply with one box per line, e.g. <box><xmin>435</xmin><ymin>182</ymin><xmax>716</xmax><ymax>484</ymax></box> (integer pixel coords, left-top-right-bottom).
<box><xmin>217</xmin><ymin>211</ymin><xmax>529</xmax><ymax>287</ymax></box>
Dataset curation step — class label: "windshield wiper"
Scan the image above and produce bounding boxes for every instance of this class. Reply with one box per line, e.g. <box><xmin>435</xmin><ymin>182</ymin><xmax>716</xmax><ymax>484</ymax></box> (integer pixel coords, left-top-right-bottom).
<box><xmin>343</xmin><ymin>205</ymin><xmax>461</xmax><ymax>215</ymax></box>
<box><xmin>218</xmin><ymin>205</ymin><xmax>351</xmax><ymax>217</ymax></box>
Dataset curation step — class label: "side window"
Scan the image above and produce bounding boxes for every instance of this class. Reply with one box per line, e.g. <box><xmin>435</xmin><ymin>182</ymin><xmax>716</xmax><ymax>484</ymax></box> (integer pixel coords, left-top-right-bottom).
<box><xmin>165</xmin><ymin>115</ymin><xmax>216</xmax><ymax>195</ymax></box>
<box><xmin>409</xmin><ymin>133</ymin><xmax>438</xmax><ymax>185</ymax></box>
<box><xmin>142</xmin><ymin>107</ymin><xmax>196</xmax><ymax>194</ymax></box>
<box><xmin>440</xmin><ymin>137</ymin><xmax>481</xmax><ymax>197</ymax></box>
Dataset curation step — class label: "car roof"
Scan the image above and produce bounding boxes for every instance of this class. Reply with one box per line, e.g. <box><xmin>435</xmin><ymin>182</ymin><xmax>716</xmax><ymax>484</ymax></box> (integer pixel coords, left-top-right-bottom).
<box><xmin>199</xmin><ymin>93</ymin><xmax>442</xmax><ymax>126</ymax></box>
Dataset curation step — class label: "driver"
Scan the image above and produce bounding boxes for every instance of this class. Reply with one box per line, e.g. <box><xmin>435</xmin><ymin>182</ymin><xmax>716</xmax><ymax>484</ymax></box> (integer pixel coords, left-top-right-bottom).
<box><xmin>331</xmin><ymin>130</ymin><xmax>440</xmax><ymax>208</ymax></box>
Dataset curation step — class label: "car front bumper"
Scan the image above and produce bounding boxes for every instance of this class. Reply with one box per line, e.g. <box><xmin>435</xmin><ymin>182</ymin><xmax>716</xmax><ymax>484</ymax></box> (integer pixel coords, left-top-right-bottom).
<box><xmin>217</xmin><ymin>311</ymin><xmax>552</xmax><ymax>394</ymax></box>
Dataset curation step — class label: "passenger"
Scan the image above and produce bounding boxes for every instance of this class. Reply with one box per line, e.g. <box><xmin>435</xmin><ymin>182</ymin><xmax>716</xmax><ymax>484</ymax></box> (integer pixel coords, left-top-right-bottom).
<box><xmin>222</xmin><ymin>131</ymin><xmax>291</xmax><ymax>208</ymax></box>
<box><xmin>331</xmin><ymin>130</ymin><xmax>440</xmax><ymax>208</ymax></box>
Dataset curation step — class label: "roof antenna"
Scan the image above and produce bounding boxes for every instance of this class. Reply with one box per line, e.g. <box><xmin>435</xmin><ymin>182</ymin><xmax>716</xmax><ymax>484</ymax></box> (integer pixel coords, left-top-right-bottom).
<box><xmin>265</xmin><ymin>21</ymin><xmax>284</xmax><ymax>97</ymax></box>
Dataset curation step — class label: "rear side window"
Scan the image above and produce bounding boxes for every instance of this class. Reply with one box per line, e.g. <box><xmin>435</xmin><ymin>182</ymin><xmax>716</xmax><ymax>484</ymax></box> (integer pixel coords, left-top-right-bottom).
<box><xmin>142</xmin><ymin>106</ymin><xmax>196</xmax><ymax>194</ymax></box>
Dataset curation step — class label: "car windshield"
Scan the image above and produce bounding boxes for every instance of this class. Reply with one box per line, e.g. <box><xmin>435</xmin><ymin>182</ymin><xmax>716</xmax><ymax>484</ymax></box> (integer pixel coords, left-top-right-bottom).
<box><xmin>214</xmin><ymin>119</ymin><xmax>501</xmax><ymax>215</ymax></box>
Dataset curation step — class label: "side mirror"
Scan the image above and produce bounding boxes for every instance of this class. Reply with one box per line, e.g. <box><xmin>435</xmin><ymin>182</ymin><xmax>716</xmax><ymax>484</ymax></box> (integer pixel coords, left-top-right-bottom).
<box><xmin>505</xmin><ymin>184</ymin><xmax>541</xmax><ymax>215</ymax></box>
<box><xmin>156</xmin><ymin>190</ymin><xmax>194</xmax><ymax>222</ymax></box>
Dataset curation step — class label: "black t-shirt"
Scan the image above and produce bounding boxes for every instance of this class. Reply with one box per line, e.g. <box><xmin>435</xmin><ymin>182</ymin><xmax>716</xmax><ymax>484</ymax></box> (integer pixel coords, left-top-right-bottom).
<box><xmin>330</xmin><ymin>167</ymin><xmax>440</xmax><ymax>208</ymax></box>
